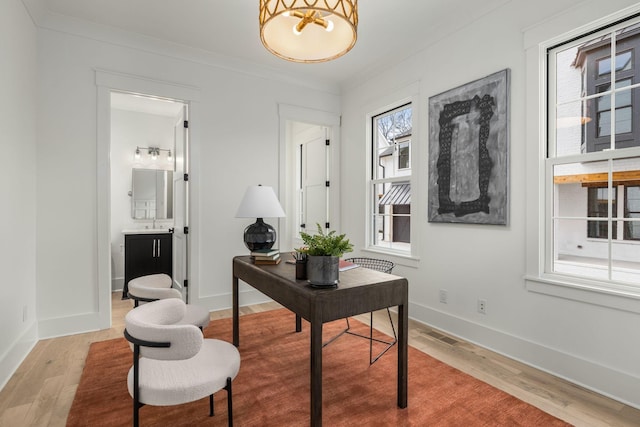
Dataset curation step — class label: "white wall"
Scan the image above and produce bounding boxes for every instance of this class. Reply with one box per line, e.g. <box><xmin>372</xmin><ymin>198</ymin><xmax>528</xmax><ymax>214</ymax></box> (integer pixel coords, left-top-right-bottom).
<box><xmin>340</xmin><ymin>0</ymin><xmax>640</xmax><ymax>409</ymax></box>
<box><xmin>35</xmin><ymin>17</ymin><xmax>340</xmax><ymax>334</ymax></box>
<box><xmin>110</xmin><ymin>108</ymin><xmax>176</xmax><ymax>292</ymax></box>
<box><xmin>0</xmin><ymin>0</ymin><xmax>38</xmax><ymax>388</ymax></box>
<box><xmin>8</xmin><ymin>0</ymin><xmax>640</xmax><ymax>410</ymax></box>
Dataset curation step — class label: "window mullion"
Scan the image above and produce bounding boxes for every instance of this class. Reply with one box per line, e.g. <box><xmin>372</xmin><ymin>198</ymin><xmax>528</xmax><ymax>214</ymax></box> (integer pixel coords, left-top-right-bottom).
<box><xmin>611</xmin><ymin>31</ymin><xmax>618</xmax><ymax>150</ymax></box>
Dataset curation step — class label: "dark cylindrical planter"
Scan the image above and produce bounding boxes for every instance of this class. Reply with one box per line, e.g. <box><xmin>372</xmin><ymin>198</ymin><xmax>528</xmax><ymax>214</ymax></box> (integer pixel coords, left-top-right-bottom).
<box><xmin>306</xmin><ymin>255</ymin><xmax>339</xmax><ymax>287</ymax></box>
<box><xmin>295</xmin><ymin>259</ymin><xmax>307</xmax><ymax>280</ymax></box>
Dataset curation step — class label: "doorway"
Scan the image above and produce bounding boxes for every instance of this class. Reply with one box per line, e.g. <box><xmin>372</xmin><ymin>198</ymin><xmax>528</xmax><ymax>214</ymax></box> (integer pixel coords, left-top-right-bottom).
<box><xmin>96</xmin><ymin>69</ymin><xmax>199</xmax><ymax>329</ymax></box>
<box><xmin>109</xmin><ymin>92</ymin><xmax>187</xmax><ymax>302</ymax></box>
<box><xmin>278</xmin><ymin>105</ymin><xmax>341</xmax><ymax>251</ymax></box>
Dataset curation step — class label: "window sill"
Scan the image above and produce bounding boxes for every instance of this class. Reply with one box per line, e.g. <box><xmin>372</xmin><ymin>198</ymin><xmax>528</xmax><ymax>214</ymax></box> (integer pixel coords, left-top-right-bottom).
<box><xmin>525</xmin><ymin>273</ymin><xmax>640</xmax><ymax>314</ymax></box>
<box><xmin>361</xmin><ymin>247</ymin><xmax>419</xmax><ymax>268</ymax></box>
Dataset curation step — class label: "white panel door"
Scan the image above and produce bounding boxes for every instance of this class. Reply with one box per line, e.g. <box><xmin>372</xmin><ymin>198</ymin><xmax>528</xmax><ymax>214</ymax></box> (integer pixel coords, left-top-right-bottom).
<box><xmin>300</xmin><ymin>126</ymin><xmax>330</xmax><ymax>234</ymax></box>
<box><xmin>172</xmin><ymin>106</ymin><xmax>189</xmax><ymax>301</ymax></box>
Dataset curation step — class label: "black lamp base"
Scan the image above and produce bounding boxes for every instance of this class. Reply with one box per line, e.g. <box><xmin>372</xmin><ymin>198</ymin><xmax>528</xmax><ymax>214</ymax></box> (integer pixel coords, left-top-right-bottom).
<box><xmin>243</xmin><ymin>218</ymin><xmax>277</xmax><ymax>251</ymax></box>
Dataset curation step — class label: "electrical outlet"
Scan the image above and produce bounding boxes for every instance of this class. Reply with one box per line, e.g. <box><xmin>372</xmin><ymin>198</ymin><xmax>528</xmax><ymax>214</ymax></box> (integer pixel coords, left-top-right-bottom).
<box><xmin>477</xmin><ymin>299</ymin><xmax>487</xmax><ymax>314</ymax></box>
<box><xmin>22</xmin><ymin>306</ymin><xmax>28</xmax><ymax>322</ymax></box>
<box><xmin>439</xmin><ymin>289</ymin><xmax>448</xmax><ymax>304</ymax></box>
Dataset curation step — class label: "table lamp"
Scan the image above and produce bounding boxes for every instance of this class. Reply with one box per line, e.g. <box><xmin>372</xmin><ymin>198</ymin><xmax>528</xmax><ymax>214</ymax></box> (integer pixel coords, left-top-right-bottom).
<box><xmin>235</xmin><ymin>185</ymin><xmax>286</xmax><ymax>251</ymax></box>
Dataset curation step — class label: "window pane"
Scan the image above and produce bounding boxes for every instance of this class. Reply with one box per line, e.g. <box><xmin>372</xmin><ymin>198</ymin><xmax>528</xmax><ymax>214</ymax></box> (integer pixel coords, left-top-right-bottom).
<box><xmin>625</xmin><ymin>186</ymin><xmax>640</xmax><ymax>240</ymax></box>
<box><xmin>398</xmin><ymin>143</ymin><xmax>410</xmax><ymax>169</ymax></box>
<box><xmin>553</xmin><ymin>160</ymin><xmax>616</xmax><ymax>237</ymax></box>
<box><xmin>597</xmin><ymin>106</ymin><xmax>612</xmax><ymax>137</ymax></box>
<box><xmin>555</xmin><ymin>46</ymin><xmax>584</xmax><ymax>104</ymax></box>
<box><xmin>616</xmin><ymin>106</ymin><xmax>632</xmax><ymax>134</ymax></box>
<box><xmin>586</xmin><ymin>187</ymin><xmax>617</xmax><ymax>239</ymax></box>
<box><xmin>611</xmin><ymin>242</ymin><xmax>640</xmax><ymax>284</ymax></box>
<box><xmin>553</xmin><ymin>218</ymin><xmax>611</xmax><ymax>280</ymax></box>
<box><xmin>372</xmin><ymin>182</ymin><xmax>411</xmax><ymax>250</ymax></box>
<box><xmin>373</xmin><ymin>105</ymin><xmax>412</xmax><ymax>180</ymax></box>
<box><xmin>624</xmin><ymin>215</ymin><xmax>640</xmax><ymax>240</ymax></box>
<box><xmin>555</xmin><ymin>99</ymin><xmax>589</xmax><ymax>156</ymax></box>
<box><xmin>597</xmin><ymin>50</ymin><xmax>632</xmax><ymax>76</ymax></box>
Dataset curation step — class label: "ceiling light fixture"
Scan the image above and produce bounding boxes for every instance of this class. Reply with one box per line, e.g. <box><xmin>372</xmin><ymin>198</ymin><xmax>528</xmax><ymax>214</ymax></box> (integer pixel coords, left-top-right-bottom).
<box><xmin>259</xmin><ymin>0</ymin><xmax>358</xmax><ymax>63</ymax></box>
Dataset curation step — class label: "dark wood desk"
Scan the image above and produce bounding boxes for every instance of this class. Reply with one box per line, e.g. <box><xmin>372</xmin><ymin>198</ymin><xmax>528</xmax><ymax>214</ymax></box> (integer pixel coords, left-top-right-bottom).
<box><xmin>232</xmin><ymin>255</ymin><xmax>408</xmax><ymax>427</ymax></box>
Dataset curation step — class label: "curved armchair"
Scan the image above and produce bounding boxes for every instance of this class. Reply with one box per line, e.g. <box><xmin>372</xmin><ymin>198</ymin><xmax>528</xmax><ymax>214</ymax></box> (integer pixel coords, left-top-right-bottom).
<box><xmin>124</xmin><ymin>298</ymin><xmax>240</xmax><ymax>427</ymax></box>
<box><xmin>325</xmin><ymin>257</ymin><xmax>397</xmax><ymax>365</ymax></box>
<box><xmin>127</xmin><ymin>273</ymin><xmax>210</xmax><ymax>329</ymax></box>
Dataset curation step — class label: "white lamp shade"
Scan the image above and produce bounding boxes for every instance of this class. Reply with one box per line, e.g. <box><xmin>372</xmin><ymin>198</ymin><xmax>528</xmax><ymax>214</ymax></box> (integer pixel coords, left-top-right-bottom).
<box><xmin>259</xmin><ymin>0</ymin><xmax>358</xmax><ymax>63</ymax></box>
<box><xmin>235</xmin><ymin>185</ymin><xmax>286</xmax><ymax>219</ymax></box>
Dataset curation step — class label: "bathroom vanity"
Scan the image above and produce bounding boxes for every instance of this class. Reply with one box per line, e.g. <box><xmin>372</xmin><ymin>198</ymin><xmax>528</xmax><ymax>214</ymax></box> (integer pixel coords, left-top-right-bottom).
<box><xmin>122</xmin><ymin>229</ymin><xmax>173</xmax><ymax>299</ymax></box>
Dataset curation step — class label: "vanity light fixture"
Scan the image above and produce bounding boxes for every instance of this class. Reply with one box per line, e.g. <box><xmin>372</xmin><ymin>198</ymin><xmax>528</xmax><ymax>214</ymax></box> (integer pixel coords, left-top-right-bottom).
<box><xmin>135</xmin><ymin>146</ymin><xmax>172</xmax><ymax>161</ymax></box>
<box><xmin>259</xmin><ymin>0</ymin><xmax>358</xmax><ymax>63</ymax></box>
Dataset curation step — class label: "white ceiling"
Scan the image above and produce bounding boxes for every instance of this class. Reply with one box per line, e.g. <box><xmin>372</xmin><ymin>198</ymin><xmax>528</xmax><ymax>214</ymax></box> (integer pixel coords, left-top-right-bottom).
<box><xmin>40</xmin><ymin>0</ymin><xmax>513</xmax><ymax>89</ymax></box>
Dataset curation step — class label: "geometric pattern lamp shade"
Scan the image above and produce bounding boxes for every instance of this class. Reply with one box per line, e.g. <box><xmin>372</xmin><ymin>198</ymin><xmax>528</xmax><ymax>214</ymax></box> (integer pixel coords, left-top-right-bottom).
<box><xmin>259</xmin><ymin>0</ymin><xmax>358</xmax><ymax>63</ymax></box>
<box><xmin>235</xmin><ymin>185</ymin><xmax>286</xmax><ymax>251</ymax></box>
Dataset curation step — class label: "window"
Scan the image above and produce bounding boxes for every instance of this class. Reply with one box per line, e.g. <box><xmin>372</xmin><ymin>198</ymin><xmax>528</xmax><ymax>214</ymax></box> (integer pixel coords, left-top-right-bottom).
<box><xmin>587</xmin><ymin>186</ymin><xmax>617</xmax><ymax>239</ymax></box>
<box><xmin>624</xmin><ymin>185</ymin><xmax>640</xmax><ymax>240</ymax></box>
<box><xmin>547</xmin><ymin>16</ymin><xmax>640</xmax><ymax>287</ymax></box>
<box><xmin>574</xmin><ymin>25</ymin><xmax>640</xmax><ymax>152</ymax></box>
<box><xmin>397</xmin><ymin>141</ymin><xmax>410</xmax><ymax>170</ymax></box>
<box><xmin>370</xmin><ymin>104</ymin><xmax>412</xmax><ymax>252</ymax></box>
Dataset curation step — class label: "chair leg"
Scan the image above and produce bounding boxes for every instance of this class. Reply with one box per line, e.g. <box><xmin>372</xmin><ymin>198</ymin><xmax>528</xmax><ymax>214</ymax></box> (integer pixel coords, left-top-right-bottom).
<box><xmin>133</xmin><ymin>401</ymin><xmax>139</xmax><ymax>427</ymax></box>
<box><xmin>133</xmin><ymin>344</ymin><xmax>140</xmax><ymax>427</ymax></box>
<box><xmin>369</xmin><ymin>307</ymin><xmax>398</xmax><ymax>365</ymax></box>
<box><xmin>322</xmin><ymin>318</ymin><xmax>351</xmax><ymax>347</ymax></box>
<box><xmin>338</xmin><ymin>308</ymin><xmax>398</xmax><ymax>364</ymax></box>
<box><xmin>225</xmin><ymin>377</ymin><xmax>233</xmax><ymax>427</ymax></box>
<box><xmin>210</xmin><ymin>394</ymin><xmax>214</xmax><ymax>416</ymax></box>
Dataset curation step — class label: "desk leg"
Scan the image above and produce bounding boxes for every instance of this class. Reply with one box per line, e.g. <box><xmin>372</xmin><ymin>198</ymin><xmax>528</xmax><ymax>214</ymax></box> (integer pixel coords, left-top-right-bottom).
<box><xmin>397</xmin><ymin>303</ymin><xmax>408</xmax><ymax>408</ymax></box>
<box><xmin>296</xmin><ymin>314</ymin><xmax>302</xmax><ymax>332</ymax></box>
<box><xmin>310</xmin><ymin>318</ymin><xmax>322</xmax><ymax>427</ymax></box>
<box><xmin>233</xmin><ymin>275</ymin><xmax>239</xmax><ymax>347</ymax></box>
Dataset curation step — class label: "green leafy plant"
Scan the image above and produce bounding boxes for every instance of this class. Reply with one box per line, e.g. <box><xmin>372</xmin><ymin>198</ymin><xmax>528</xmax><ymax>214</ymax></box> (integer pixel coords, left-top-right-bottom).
<box><xmin>298</xmin><ymin>223</ymin><xmax>353</xmax><ymax>257</ymax></box>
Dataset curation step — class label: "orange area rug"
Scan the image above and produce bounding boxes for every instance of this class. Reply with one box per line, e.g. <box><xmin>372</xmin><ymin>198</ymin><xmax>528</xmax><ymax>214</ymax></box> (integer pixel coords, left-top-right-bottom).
<box><xmin>67</xmin><ymin>308</ymin><xmax>570</xmax><ymax>426</ymax></box>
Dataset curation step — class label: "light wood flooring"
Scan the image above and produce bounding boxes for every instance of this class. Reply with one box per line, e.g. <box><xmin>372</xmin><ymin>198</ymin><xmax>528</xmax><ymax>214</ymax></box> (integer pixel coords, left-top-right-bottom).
<box><xmin>0</xmin><ymin>292</ymin><xmax>639</xmax><ymax>426</ymax></box>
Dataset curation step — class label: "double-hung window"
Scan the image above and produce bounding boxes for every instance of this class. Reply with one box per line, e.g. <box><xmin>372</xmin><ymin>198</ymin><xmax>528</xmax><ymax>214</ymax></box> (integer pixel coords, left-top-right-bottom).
<box><xmin>370</xmin><ymin>104</ymin><xmax>412</xmax><ymax>252</ymax></box>
<box><xmin>547</xmin><ymin>15</ymin><xmax>640</xmax><ymax>288</ymax></box>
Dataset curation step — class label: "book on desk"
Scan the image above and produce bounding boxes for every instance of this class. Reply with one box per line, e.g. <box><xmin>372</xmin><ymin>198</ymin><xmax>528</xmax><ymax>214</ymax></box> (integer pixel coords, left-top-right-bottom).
<box><xmin>251</xmin><ymin>249</ymin><xmax>281</xmax><ymax>265</ymax></box>
<box><xmin>339</xmin><ymin>259</ymin><xmax>358</xmax><ymax>272</ymax></box>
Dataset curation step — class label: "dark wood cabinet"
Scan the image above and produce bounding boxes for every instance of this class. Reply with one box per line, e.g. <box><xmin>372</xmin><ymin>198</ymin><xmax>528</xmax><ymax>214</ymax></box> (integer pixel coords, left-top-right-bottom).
<box><xmin>123</xmin><ymin>232</ymin><xmax>172</xmax><ymax>298</ymax></box>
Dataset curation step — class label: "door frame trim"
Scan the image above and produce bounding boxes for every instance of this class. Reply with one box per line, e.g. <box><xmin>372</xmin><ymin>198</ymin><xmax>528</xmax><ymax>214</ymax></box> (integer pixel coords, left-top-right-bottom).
<box><xmin>96</xmin><ymin>69</ymin><xmax>200</xmax><ymax>329</ymax></box>
<box><xmin>278</xmin><ymin>104</ymin><xmax>341</xmax><ymax>251</ymax></box>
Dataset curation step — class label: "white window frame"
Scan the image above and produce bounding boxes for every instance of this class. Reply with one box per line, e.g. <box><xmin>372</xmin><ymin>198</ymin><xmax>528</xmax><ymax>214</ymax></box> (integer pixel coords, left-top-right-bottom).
<box><xmin>525</xmin><ymin>6</ymin><xmax>640</xmax><ymax>313</ymax></box>
<box><xmin>365</xmin><ymin>100</ymin><xmax>416</xmax><ymax>258</ymax></box>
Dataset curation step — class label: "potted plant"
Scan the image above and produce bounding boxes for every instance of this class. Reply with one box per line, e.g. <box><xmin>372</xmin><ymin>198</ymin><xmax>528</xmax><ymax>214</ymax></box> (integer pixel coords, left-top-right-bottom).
<box><xmin>298</xmin><ymin>224</ymin><xmax>353</xmax><ymax>287</ymax></box>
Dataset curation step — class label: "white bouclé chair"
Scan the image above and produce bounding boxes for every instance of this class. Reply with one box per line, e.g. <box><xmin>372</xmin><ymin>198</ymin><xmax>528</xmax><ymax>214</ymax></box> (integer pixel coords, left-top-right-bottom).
<box><xmin>127</xmin><ymin>273</ymin><xmax>210</xmax><ymax>329</ymax></box>
<box><xmin>124</xmin><ymin>298</ymin><xmax>240</xmax><ymax>427</ymax></box>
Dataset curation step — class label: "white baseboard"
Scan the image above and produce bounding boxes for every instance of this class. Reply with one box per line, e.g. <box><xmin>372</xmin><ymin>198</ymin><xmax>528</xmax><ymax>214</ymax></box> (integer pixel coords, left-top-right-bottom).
<box><xmin>194</xmin><ymin>288</ymin><xmax>272</xmax><ymax>311</ymax></box>
<box><xmin>38</xmin><ymin>312</ymin><xmax>103</xmax><ymax>339</ymax></box>
<box><xmin>111</xmin><ymin>277</ymin><xmax>124</xmax><ymax>293</ymax></box>
<box><xmin>0</xmin><ymin>321</ymin><xmax>38</xmax><ymax>391</ymax></box>
<box><xmin>409</xmin><ymin>301</ymin><xmax>640</xmax><ymax>410</ymax></box>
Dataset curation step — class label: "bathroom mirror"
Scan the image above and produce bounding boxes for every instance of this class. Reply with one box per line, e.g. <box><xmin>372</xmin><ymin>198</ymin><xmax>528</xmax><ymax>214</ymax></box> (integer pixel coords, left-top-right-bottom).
<box><xmin>131</xmin><ymin>168</ymin><xmax>173</xmax><ymax>219</ymax></box>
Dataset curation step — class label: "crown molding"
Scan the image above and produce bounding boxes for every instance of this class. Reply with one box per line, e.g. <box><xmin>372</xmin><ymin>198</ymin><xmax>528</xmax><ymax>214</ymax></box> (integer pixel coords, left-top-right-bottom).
<box><xmin>27</xmin><ymin>3</ymin><xmax>341</xmax><ymax>95</ymax></box>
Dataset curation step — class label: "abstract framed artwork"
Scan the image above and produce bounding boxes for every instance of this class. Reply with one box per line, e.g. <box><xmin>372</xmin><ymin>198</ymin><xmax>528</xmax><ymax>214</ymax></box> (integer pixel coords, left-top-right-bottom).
<box><xmin>428</xmin><ymin>69</ymin><xmax>510</xmax><ymax>225</ymax></box>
